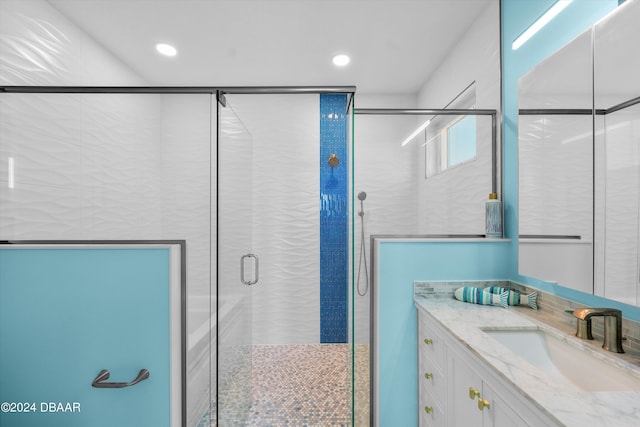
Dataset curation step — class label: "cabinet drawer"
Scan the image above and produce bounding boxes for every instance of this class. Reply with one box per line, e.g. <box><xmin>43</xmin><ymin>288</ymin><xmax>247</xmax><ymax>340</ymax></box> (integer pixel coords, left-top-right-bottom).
<box><xmin>418</xmin><ymin>312</ymin><xmax>445</xmax><ymax>368</ymax></box>
<box><xmin>419</xmin><ymin>361</ymin><xmax>445</xmax><ymax>407</ymax></box>
<box><xmin>419</xmin><ymin>397</ymin><xmax>445</xmax><ymax>427</ymax></box>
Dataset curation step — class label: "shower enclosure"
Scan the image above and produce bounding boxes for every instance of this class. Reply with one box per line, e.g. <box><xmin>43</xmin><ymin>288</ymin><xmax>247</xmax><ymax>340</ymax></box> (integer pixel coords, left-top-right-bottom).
<box><xmin>0</xmin><ymin>86</ymin><xmax>362</xmax><ymax>426</ymax></box>
<box><xmin>215</xmin><ymin>91</ymin><xmax>358</xmax><ymax>426</ymax></box>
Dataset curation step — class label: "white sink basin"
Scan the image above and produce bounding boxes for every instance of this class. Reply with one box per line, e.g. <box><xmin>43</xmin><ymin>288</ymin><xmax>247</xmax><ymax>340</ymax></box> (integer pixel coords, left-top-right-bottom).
<box><xmin>483</xmin><ymin>328</ymin><xmax>640</xmax><ymax>392</ymax></box>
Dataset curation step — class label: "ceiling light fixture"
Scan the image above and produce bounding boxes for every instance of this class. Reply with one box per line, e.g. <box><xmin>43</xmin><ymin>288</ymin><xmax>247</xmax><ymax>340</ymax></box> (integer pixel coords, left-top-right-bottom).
<box><xmin>512</xmin><ymin>0</ymin><xmax>573</xmax><ymax>50</ymax></box>
<box><xmin>401</xmin><ymin>120</ymin><xmax>431</xmax><ymax>147</ymax></box>
<box><xmin>332</xmin><ymin>54</ymin><xmax>350</xmax><ymax>67</ymax></box>
<box><xmin>156</xmin><ymin>43</ymin><xmax>177</xmax><ymax>57</ymax></box>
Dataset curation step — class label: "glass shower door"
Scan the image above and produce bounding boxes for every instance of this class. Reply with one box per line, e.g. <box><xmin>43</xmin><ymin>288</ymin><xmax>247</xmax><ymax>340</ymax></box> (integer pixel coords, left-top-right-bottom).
<box><xmin>217</xmin><ymin>93</ymin><xmax>354</xmax><ymax>426</ymax></box>
<box><xmin>0</xmin><ymin>92</ymin><xmax>213</xmax><ymax>426</ymax></box>
<box><xmin>216</xmin><ymin>100</ymin><xmax>254</xmax><ymax>425</ymax></box>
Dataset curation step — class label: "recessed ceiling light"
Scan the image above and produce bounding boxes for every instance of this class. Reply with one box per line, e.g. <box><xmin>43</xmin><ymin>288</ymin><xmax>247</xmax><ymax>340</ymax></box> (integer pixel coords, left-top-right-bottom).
<box><xmin>156</xmin><ymin>43</ymin><xmax>177</xmax><ymax>57</ymax></box>
<box><xmin>332</xmin><ymin>54</ymin><xmax>350</xmax><ymax>67</ymax></box>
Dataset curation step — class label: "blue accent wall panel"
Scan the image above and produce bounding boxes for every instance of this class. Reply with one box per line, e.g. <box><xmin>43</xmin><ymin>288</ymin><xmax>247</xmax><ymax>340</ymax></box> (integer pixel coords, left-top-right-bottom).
<box><xmin>0</xmin><ymin>247</ymin><xmax>171</xmax><ymax>426</ymax></box>
<box><xmin>377</xmin><ymin>240</ymin><xmax>511</xmax><ymax>426</ymax></box>
<box><xmin>320</xmin><ymin>94</ymin><xmax>348</xmax><ymax>343</ymax></box>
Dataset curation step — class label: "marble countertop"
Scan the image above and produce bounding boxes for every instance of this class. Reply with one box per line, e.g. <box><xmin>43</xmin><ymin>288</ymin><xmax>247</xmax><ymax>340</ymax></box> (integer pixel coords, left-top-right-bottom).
<box><xmin>415</xmin><ymin>296</ymin><xmax>640</xmax><ymax>427</ymax></box>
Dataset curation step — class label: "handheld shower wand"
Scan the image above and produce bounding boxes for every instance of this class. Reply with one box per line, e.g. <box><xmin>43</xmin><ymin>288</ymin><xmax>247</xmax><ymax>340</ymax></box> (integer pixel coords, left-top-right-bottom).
<box><xmin>358</xmin><ymin>191</ymin><xmax>367</xmax><ymax>215</ymax></box>
<box><xmin>357</xmin><ymin>191</ymin><xmax>369</xmax><ymax>296</ymax></box>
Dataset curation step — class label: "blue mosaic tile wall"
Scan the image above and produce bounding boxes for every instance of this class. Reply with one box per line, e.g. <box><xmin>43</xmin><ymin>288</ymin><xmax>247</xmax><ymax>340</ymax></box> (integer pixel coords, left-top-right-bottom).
<box><xmin>319</xmin><ymin>94</ymin><xmax>348</xmax><ymax>343</ymax></box>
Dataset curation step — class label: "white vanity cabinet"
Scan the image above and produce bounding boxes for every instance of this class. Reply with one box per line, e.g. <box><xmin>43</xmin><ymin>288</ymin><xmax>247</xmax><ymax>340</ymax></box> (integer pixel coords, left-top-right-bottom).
<box><xmin>418</xmin><ymin>310</ymin><xmax>446</xmax><ymax>426</ymax></box>
<box><xmin>447</xmin><ymin>343</ymin><xmax>528</xmax><ymax>427</ymax></box>
<box><xmin>417</xmin><ymin>308</ymin><xmax>555</xmax><ymax>427</ymax></box>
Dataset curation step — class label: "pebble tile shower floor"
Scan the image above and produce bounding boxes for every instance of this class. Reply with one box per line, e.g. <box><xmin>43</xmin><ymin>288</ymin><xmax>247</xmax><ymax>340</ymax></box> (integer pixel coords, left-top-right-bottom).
<box><xmin>210</xmin><ymin>344</ymin><xmax>369</xmax><ymax>426</ymax></box>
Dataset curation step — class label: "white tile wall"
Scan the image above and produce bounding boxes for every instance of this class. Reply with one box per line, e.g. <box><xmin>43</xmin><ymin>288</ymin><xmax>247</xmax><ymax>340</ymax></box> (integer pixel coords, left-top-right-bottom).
<box><xmin>353</xmin><ymin>93</ymin><xmax>419</xmax><ymax>344</ymax></box>
<box><xmin>224</xmin><ymin>94</ymin><xmax>321</xmax><ymax>345</ymax></box>
<box><xmin>416</xmin><ymin>0</ymin><xmax>501</xmax><ymax>235</ymax></box>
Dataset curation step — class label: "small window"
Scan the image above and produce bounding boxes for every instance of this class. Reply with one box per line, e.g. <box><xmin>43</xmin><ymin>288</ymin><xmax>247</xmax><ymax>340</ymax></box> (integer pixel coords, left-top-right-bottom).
<box><xmin>424</xmin><ymin>83</ymin><xmax>477</xmax><ymax>178</ymax></box>
<box><xmin>446</xmin><ymin>115</ymin><xmax>477</xmax><ymax>167</ymax></box>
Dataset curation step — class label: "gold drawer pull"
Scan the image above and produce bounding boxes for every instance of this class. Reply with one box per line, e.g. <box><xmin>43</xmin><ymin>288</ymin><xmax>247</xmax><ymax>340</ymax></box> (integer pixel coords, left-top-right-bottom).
<box><xmin>424</xmin><ymin>406</ymin><xmax>433</xmax><ymax>414</ymax></box>
<box><xmin>423</xmin><ymin>338</ymin><xmax>433</xmax><ymax>345</ymax></box>
<box><xmin>478</xmin><ymin>398</ymin><xmax>491</xmax><ymax>411</ymax></box>
<box><xmin>468</xmin><ymin>387</ymin><xmax>480</xmax><ymax>400</ymax></box>
<box><xmin>424</xmin><ymin>372</ymin><xmax>433</xmax><ymax>380</ymax></box>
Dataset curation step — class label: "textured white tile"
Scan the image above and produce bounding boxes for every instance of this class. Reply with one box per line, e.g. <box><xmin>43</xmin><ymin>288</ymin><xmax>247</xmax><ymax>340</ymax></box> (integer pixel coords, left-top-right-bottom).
<box><xmin>0</xmin><ymin>0</ymin><xmax>145</xmax><ymax>85</ymax></box>
<box><xmin>519</xmin><ymin>114</ymin><xmax>593</xmax><ymax>239</ymax></box>
<box><xmin>223</xmin><ymin>94</ymin><xmax>321</xmax><ymax>345</ymax></box>
<box><xmin>420</xmin><ymin>115</ymin><xmax>494</xmax><ymax>235</ymax></box>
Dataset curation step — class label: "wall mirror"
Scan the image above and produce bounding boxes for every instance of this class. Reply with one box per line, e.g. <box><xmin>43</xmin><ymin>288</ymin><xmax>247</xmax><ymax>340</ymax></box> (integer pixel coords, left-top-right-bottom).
<box><xmin>518</xmin><ymin>0</ymin><xmax>640</xmax><ymax>306</ymax></box>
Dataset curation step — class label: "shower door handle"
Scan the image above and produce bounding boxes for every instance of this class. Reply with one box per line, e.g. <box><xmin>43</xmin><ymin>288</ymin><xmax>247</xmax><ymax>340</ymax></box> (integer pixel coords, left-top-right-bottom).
<box><xmin>91</xmin><ymin>369</ymin><xmax>149</xmax><ymax>388</ymax></box>
<box><xmin>240</xmin><ymin>253</ymin><xmax>259</xmax><ymax>285</ymax></box>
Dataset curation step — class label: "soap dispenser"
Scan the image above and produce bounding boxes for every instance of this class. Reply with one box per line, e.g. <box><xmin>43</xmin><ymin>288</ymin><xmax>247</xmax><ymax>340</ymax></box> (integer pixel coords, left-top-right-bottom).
<box><xmin>485</xmin><ymin>192</ymin><xmax>502</xmax><ymax>238</ymax></box>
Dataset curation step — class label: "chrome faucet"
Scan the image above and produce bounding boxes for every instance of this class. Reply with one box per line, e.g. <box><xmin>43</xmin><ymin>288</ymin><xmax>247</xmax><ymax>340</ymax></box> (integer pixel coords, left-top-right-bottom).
<box><xmin>572</xmin><ymin>307</ymin><xmax>625</xmax><ymax>353</ymax></box>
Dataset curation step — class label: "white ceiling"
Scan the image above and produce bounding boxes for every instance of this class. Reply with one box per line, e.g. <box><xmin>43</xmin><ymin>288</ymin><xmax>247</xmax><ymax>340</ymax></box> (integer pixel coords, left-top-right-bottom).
<box><xmin>47</xmin><ymin>0</ymin><xmax>494</xmax><ymax>94</ymax></box>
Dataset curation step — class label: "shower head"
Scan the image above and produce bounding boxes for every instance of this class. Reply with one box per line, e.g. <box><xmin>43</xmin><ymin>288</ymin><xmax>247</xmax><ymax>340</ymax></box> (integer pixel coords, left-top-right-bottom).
<box><xmin>357</xmin><ymin>192</ymin><xmax>367</xmax><ymax>201</ymax></box>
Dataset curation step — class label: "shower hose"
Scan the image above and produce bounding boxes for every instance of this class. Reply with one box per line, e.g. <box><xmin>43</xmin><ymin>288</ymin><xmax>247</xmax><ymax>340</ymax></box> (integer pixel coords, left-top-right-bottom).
<box><xmin>357</xmin><ymin>199</ymin><xmax>369</xmax><ymax>297</ymax></box>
